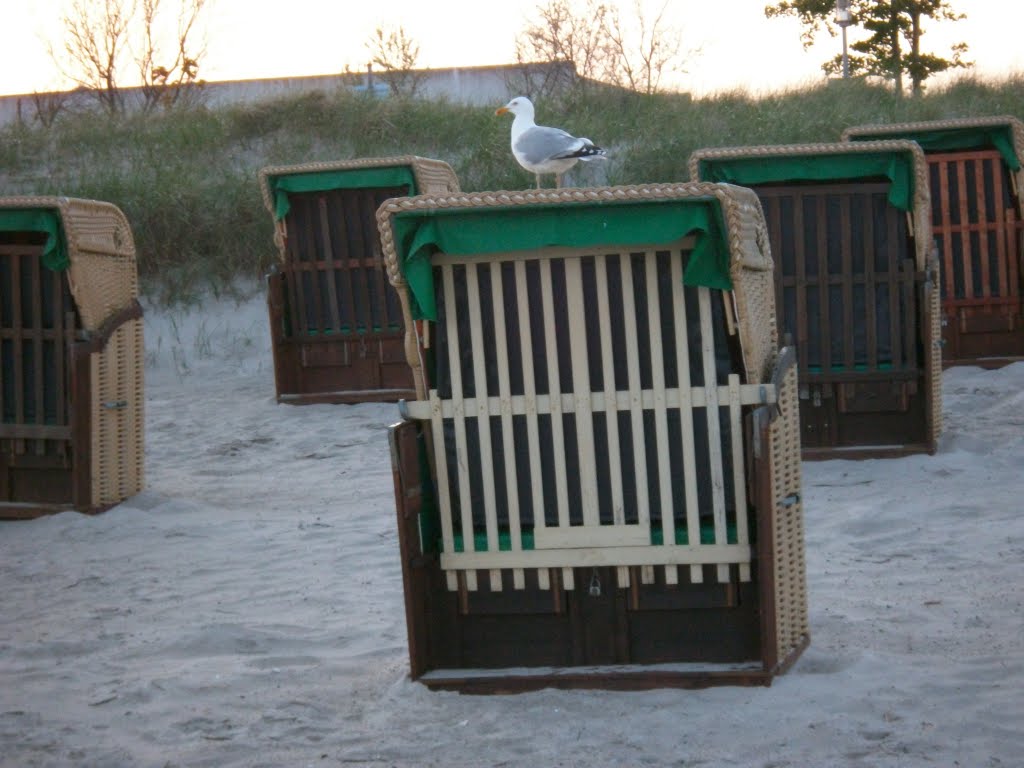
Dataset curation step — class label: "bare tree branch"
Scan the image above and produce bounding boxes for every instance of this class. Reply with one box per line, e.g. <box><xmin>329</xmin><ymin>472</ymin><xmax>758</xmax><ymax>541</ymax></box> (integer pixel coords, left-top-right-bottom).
<box><xmin>365</xmin><ymin>25</ymin><xmax>425</xmax><ymax>98</ymax></box>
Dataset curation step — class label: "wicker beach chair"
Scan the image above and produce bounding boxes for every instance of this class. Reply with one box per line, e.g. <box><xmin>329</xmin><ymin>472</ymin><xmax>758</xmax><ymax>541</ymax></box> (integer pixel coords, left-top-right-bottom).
<box><xmin>690</xmin><ymin>141</ymin><xmax>942</xmax><ymax>460</ymax></box>
<box><xmin>258</xmin><ymin>156</ymin><xmax>460</xmax><ymax>404</ymax></box>
<box><xmin>842</xmin><ymin>116</ymin><xmax>1024</xmax><ymax>367</ymax></box>
<box><xmin>377</xmin><ymin>183</ymin><xmax>808</xmax><ymax>692</ymax></box>
<box><xmin>0</xmin><ymin>197</ymin><xmax>144</xmax><ymax>519</ymax></box>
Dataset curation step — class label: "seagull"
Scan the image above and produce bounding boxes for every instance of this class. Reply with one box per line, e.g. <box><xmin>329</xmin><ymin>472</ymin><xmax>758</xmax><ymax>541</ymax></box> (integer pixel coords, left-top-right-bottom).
<box><xmin>495</xmin><ymin>96</ymin><xmax>607</xmax><ymax>189</ymax></box>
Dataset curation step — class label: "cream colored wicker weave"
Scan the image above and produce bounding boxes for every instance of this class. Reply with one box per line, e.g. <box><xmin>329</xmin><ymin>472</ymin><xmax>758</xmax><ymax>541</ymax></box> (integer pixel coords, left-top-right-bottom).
<box><xmin>377</xmin><ymin>182</ymin><xmax>808</xmax><ymax>689</ymax></box>
<box><xmin>690</xmin><ymin>141</ymin><xmax>942</xmax><ymax>456</ymax></box>
<box><xmin>0</xmin><ymin>196</ymin><xmax>144</xmax><ymax>515</ymax></box>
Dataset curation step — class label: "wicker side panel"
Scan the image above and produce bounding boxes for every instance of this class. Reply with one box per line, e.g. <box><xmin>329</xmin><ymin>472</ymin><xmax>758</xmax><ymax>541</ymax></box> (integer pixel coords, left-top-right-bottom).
<box><xmin>769</xmin><ymin>360</ymin><xmax>808</xmax><ymax>660</ymax></box>
<box><xmin>928</xmin><ymin>260</ymin><xmax>943</xmax><ymax>442</ymax></box>
<box><xmin>62</xmin><ymin>198</ymin><xmax>139</xmax><ymax>331</ymax></box>
<box><xmin>68</xmin><ymin>251</ymin><xmax>139</xmax><ymax>332</ymax></box>
<box><xmin>730</xmin><ymin>257</ymin><xmax>778</xmax><ymax>385</ymax></box>
<box><xmin>410</xmin><ymin>158</ymin><xmax>461</xmax><ymax>195</ymax></box>
<box><xmin>709</xmin><ymin>183</ymin><xmax>778</xmax><ymax>384</ymax></box>
<box><xmin>90</xmin><ymin>317</ymin><xmax>145</xmax><ymax>507</ymax></box>
<box><xmin>60</xmin><ymin>198</ymin><xmax>136</xmax><ymax>259</ymax></box>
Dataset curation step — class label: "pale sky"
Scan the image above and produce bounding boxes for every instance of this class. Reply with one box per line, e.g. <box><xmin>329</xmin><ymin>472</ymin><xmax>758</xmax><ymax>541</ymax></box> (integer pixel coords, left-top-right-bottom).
<box><xmin>3</xmin><ymin>0</ymin><xmax>1023</xmax><ymax>98</ymax></box>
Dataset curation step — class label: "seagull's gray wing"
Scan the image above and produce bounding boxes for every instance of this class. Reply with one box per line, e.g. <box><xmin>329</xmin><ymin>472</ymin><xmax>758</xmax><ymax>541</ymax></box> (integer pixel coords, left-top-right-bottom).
<box><xmin>513</xmin><ymin>125</ymin><xmax>584</xmax><ymax>165</ymax></box>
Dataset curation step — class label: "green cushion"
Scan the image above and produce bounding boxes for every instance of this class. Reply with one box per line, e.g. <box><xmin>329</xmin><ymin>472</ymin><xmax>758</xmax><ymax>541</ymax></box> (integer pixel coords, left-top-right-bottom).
<box><xmin>847</xmin><ymin>125</ymin><xmax>1021</xmax><ymax>171</ymax></box>
<box><xmin>0</xmin><ymin>208</ymin><xmax>68</xmax><ymax>271</ymax></box>
<box><xmin>268</xmin><ymin>165</ymin><xmax>418</xmax><ymax>220</ymax></box>
<box><xmin>390</xmin><ymin>198</ymin><xmax>733</xmax><ymax>321</ymax></box>
<box><xmin>696</xmin><ymin>150</ymin><xmax>917</xmax><ymax>212</ymax></box>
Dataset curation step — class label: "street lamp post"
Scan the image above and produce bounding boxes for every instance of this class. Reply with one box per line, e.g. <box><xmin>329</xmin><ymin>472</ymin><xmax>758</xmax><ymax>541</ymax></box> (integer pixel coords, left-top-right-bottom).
<box><xmin>835</xmin><ymin>0</ymin><xmax>853</xmax><ymax>79</ymax></box>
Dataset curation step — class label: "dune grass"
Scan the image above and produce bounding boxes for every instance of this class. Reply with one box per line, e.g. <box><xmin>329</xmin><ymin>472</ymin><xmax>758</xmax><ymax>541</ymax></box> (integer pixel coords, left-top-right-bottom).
<box><xmin>1</xmin><ymin>73</ymin><xmax>1022</xmax><ymax>305</ymax></box>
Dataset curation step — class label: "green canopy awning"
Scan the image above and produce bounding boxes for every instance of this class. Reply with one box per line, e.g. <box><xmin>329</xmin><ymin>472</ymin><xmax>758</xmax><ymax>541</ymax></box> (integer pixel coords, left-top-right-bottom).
<box><xmin>847</xmin><ymin>125</ymin><xmax>1021</xmax><ymax>171</ymax></box>
<box><xmin>0</xmin><ymin>208</ymin><xmax>68</xmax><ymax>271</ymax></box>
<box><xmin>268</xmin><ymin>165</ymin><xmax>417</xmax><ymax>220</ymax></box>
<box><xmin>696</xmin><ymin>150</ymin><xmax>917</xmax><ymax>211</ymax></box>
<box><xmin>390</xmin><ymin>198</ymin><xmax>733</xmax><ymax>320</ymax></box>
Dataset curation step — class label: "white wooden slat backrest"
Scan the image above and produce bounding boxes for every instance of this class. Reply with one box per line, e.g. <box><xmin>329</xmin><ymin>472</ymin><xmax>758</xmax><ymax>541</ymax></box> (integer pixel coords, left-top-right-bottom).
<box><xmin>403</xmin><ymin>242</ymin><xmax>776</xmax><ymax>591</ymax></box>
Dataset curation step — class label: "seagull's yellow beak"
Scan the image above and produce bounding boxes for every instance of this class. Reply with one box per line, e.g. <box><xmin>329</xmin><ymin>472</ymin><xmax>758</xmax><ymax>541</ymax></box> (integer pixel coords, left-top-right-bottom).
<box><xmin>495</xmin><ymin>106</ymin><xmax>509</xmax><ymax>116</ymax></box>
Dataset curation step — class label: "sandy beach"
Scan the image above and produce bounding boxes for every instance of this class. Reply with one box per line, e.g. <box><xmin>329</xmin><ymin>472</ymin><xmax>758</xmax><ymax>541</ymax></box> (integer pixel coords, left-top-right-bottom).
<box><xmin>1</xmin><ymin>292</ymin><xmax>1022</xmax><ymax>768</ymax></box>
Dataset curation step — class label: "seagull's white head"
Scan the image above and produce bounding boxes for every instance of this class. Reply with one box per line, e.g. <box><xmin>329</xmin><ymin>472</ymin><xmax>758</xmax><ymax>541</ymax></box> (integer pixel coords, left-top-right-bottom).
<box><xmin>495</xmin><ymin>96</ymin><xmax>535</xmax><ymax>122</ymax></box>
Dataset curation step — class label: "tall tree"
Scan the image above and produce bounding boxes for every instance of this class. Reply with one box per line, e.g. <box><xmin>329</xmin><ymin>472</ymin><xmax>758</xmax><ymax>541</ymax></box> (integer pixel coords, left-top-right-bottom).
<box><xmin>604</xmin><ymin>0</ymin><xmax>683</xmax><ymax>96</ymax></box>
<box><xmin>54</xmin><ymin>0</ymin><xmax>135</xmax><ymax>114</ymax></box>
<box><xmin>49</xmin><ymin>0</ymin><xmax>208</xmax><ymax>115</ymax></box>
<box><xmin>512</xmin><ymin>0</ymin><xmax>687</xmax><ymax>100</ymax></box>
<box><xmin>137</xmin><ymin>0</ymin><xmax>207</xmax><ymax>112</ymax></box>
<box><xmin>512</xmin><ymin>0</ymin><xmax>613</xmax><ymax>99</ymax></box>
<box><xmin>764</xmin><ymin>0</ymin><xmax>972</xmax><ymax>95</ymax></box>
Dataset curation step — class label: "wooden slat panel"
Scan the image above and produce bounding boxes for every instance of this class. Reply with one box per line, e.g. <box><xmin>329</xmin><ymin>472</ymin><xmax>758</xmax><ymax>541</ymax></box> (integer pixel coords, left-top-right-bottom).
<box><xmin>564</xmin><ymin>257</ymin><xmax>600</xmax><ymax>528</ymax></box>
<box><xmin>538</xmin><ymin>258</ymin><xmax>573</xmax><ymax>590</ymax></box>
<box><xmin>402</xmin><ymin>383</ymin><xmax>772</xmax><ymax>421</ymax></box>
<box><xmin>595</xmin><ymin>255</ymin><xmax>629</xmax><ymax>589</ymax></box>
<box><xmin>420</xmin><ymin>247</ymin><xmax>764</xmax><ymax>590</ymax></box>
<box><xmin>957</xmin><ymin>158</ymin><xmax>974</xmax><ymax>301</ymax></box>
<box><xmin>864</xmin><ymin>201</ymin><xmax>878</xmax><ymax>369</ymax></box>
<box><xmin>816</xmin><ymin>194</ymin><xmax>832</xmax><ymax>373</ymax></box>
<box><xmin>669</xmin><ymin>255</ymin><xmax>702</xmax><ymax>584</ymax></box>
<box><xmin>886</xmin><ymin>208</ymin><xmax>903</xmax><ymax>368</ymax></box>
<box><xmin>840</xmin><ymin>193</ymin><xmax>855</xmax><ymax>370</ymax></box>
<box><xmin>513</xmin><ymin>259</ymin><xmax>550</xmax><ymax>590</ymax></box>
<box><xmin>28</xmin><ymin>253</ymin><xmax>44</xmax><ymax>455</ymax></box>
<box><xmin>284</xmin><ymin>210</ymin><xmax>310</xmax><ymax>336</ymax></box>
<box><xmin>728</xmin><ymin>374</ymin><xmax>751</xmax><ymax>582</ymax></box>
<box><xmin>936</xmin><ymin>159</ymin><xmax>956</xmax><ymax>302</ymax></box>
<box><xmin>620</xmin><ymin>255</ymin><xmax>650</xmax><ymax>539</ymax></box>
<box><xmin>698</xmin><ymin>288</ymin><xmax>729</xmax><ymax>583</ymax></box>
<box><xmin>316</xmin><ymin>197</ymin><xmax>343</xmax><ymax>332</ymax></box>
<box><xmin>644</xmin><ymin>252</ymin><xmax>677</xmax><ymax>585</ymax></box>
<box><xmin>346</xmin><ymin>191</ymin><xmax>371</xmax><ymax>331</ymax></box>
<box><xmin>976</xmin><ymin>157</ymin><xmax>992</xmax><ymax>298</ymax></box>
<box><xmin>795</xmin><ymin>194</ymin><xmax>809</xmax><ymax>374</ymax></box>
<box><xmin>442</xmin><ymin>263</ymin><xmax>477</xmax><ymax>591</ymax></box>
<box><xmin>465</xmin><ymin>264</ymin><xmax>501</xmax><ymax>590</ymax></box>
<box><xmin>51</xmin><ymin>268</ymin><xmax>67</xmax><ymax>430</ymax></box>
<box><xmin>12</xmin><ymin>253</ymin><xmax>25</xmax><ymax>454</ymax></box>
<box><xmin>489</xmin><ymin>262</ymin><xmax>525</xmax><ymax>589</ymax></box>
<box><xmin>1007</xmin><ymin>207</ymin><xmax>1022</xmax><ymax>313</ymax></box>
<box><xmin>441</xmin><ymin>542</ymin><xmax>752</xmax><ymax>571</ymax></box>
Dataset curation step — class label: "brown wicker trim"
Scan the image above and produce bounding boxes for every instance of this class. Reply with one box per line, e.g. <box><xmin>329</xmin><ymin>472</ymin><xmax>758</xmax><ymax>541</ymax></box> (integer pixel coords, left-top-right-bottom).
<box><xmin>376</xmin><ymin>182</ymin><xmax>780</xmax><ymax>389</ymax></box>
<box><xmin>688</xmin><ymin>140</ymin><xmax>932</xmax><ymax>271</ymax></box>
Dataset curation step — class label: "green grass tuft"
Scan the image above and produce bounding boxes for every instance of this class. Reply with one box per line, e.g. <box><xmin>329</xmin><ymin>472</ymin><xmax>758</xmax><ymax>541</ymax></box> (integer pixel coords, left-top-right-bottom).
<box><xmin>1</xmin><ymin>76</ymin><xmax>1021</xmax><ymax>306</ymax></box>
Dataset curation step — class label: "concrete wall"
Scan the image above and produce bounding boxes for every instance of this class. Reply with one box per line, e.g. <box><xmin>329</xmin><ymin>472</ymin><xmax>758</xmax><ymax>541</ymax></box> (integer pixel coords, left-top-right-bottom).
<box><xmin>0</xmin><ymin>62</ymin><xmax>576</xmax><ymax>127</ymax></box>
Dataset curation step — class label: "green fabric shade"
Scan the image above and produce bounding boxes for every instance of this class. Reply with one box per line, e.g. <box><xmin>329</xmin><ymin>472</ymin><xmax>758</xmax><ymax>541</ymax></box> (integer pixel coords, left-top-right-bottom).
<box><xmin>390</xmin><ymin>198</ymin><xmax>734</xmax><ymax>320</ymax></box>
<box><xmin>696</xmin><ymin>150</ymin><xmax>917</xmax><ymax>212</ymax></box>
<box><xmin>268</xmin><ymin>165</ymin><xmax>418</xmax><ymax>220</ymax></box>
<box><xmin>0</xmin><ymin>208</ymin><xmax>68</xmax><ymax>271</ymax></box>
<box><xmin>847</xmin><ymin>125</ymin><xmax>1021</xmax><ymax>171</ymax></box>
